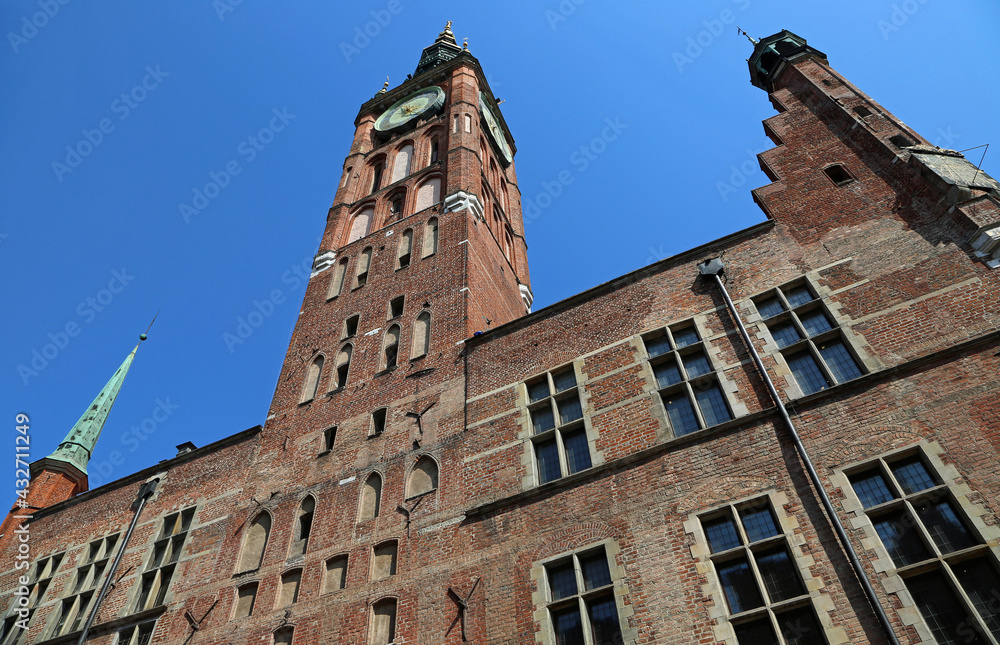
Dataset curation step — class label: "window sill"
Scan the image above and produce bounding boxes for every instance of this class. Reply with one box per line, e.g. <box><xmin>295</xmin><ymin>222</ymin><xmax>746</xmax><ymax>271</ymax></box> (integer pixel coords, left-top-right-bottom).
<box><xmin>298</xmin><ymin>398</ymin><xmax>314</xmax><ymax>407</ymax></box>
<box><xmin>317</xmin><ymin>449</ymin><xmax>331</xmax><ymax>458</ymax></box>
<box><xmin>410</xmin><ymin>353</ymin><xmax>427</xmax><ymax>362</ymax></box>
<box><xmin>374</xmin><ymin>366</ymin><xmax>398</xmax><ymax>377</ymax></box>
<box><xmin>327</xmin><ymin>387</ymin><xmax>345</xmax><ymax>396</ymax></box>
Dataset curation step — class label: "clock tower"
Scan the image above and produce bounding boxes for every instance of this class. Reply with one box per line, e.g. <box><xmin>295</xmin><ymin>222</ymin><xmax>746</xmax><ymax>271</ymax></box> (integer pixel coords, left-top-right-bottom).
<box><xmin>257</xmin><ymin>22</ymin><xmax>530</xmax><ymax>497</ymax></box>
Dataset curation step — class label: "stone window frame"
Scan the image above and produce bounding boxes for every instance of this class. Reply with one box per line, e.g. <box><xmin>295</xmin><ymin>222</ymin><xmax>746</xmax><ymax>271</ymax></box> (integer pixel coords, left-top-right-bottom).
<box><xmin>640</xmin><ymin>316</ymin><xmax>745</xmax><ymax>438</ymax></box>
<box><xmin>323</xmin><ymin>555</ymin><xmax>349</xmax><ymax>594</ymax></box>
<box><xmin>46</xmin><ymin>533</ymin><xmax>120</xmax><ymax>639</ymax></box>
<box><xmin>277</xmin><ymin>568</ymin><xmax>302</xmax><ymax>607</ymax></box>
<box><xmin>232</xmin><ymin>581</ymin><xmax>259</xmax><ymax>619</ymax></box>
<box><xmin>0</xmin><ymin>550</ymin><xmax>65</xmax><ymax>645</ymax></box>
<box><xmin>519</xmin><ymin>361</ymin><xmax>600</xmax><ymax>488</ymax></box>
<box><xmin>132</xmin><ymin>507</ymin><xmax>196</xmax><ymax>614</ymax></box>
<box><xmin>746</xmin><ymin>277</ymin><xmax>875</xmax><ymax>399</ymax></box>
<box><xmin>371</xmin><ymin>540</ymin><xmax>399</xmax><ymax>582</ymax></box>
<box><xmin>684</xmin><ymin>490</ymin><xmax>847</xmax><ymax>645</ymax></box>
<box><xmin>529</xmin><ymin>538</ymin><xmax>635</xmax><ymax>645</ymax></box>
<box><xmin>832</xmin><ymin>441</ymin><xmax>1000</xmax><ymax>644</ymax></box>
<box><xmin>115</xmin><ymin>620</ymin><xmax>157</xmax><ymax>645</ymax></box>
<box><xmin>368</xmin><ymin>596</ymin><xmax>398</xmax><ymax>645</ymax></box>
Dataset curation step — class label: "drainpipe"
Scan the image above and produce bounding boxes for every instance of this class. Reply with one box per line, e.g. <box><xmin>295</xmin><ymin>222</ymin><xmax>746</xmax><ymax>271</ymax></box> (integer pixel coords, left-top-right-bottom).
<box><xmin>697</xmin><ymin>258</ymin><xmax>901</xmax><ymax>645</ymax></box>
<box><xmin>76</xmin><ymin>478</ymin><xmax>159</xmax><ymax>645</ymax></box>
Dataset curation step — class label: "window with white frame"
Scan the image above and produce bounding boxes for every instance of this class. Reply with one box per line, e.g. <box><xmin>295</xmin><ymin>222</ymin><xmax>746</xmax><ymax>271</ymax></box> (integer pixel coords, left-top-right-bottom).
<box><xmin>698</xmin><ymin>497</ymin><xmax>828</xmax><ymax>645</ymax></box>
<box><xmin>538</xmin><ymin>544</ymin><xmax>623</xmax><ymax>645</ymax></box>
<box><xmin>643</xmin><ymin>320</ymin><xmax>733</xmax><ymax>437</ymax></box>
<box><xmin>752</xmin><ymin>281</ymin><xmax>863</xmax><ymax>396</ymax></box>
<box><xmin>846</xmin><ymin>450</ymin><xmax>1000</xmax><ymax>644</ymax></box>
<box><xmin>525</xmin><ymin>365</ymin><xmax>592</xmax><ymax>484</ymax></box>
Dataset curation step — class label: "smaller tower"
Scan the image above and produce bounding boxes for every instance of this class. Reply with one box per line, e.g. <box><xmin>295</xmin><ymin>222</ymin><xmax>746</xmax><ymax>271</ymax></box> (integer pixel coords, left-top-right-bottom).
<box><xmin>0</xmin><ymin>338</ymin><xmax>144</xmax><ymax>548</ymax></box>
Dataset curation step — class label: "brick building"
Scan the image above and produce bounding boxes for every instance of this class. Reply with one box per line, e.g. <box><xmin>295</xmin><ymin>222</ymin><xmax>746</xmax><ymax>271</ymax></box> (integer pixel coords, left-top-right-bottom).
<box><xmin>3</xmin><ymin>25</ymin><xmax>1000</xmax><ymax>645</ymax></box>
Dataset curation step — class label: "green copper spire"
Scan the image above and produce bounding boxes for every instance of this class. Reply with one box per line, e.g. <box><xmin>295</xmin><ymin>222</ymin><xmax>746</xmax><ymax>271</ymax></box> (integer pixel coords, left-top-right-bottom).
<box><xmin>47</xmin><ymin>337</ymin><xmax>145</xmax><ymax>475</ymax></box>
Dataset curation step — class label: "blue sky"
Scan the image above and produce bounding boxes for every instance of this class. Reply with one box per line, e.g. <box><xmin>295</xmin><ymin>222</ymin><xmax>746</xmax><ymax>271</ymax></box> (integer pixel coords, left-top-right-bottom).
<box><xmin>3</xmin><ymin>1</ymin><xmax>999</xmax><ymax>491</ymax></box>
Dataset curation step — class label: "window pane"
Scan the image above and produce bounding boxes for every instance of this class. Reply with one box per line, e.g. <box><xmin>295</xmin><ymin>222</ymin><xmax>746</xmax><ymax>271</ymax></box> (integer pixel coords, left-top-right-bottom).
<box><xmin>694</xmin><ymin>384</ymin><xmax>731</xmax><ymax>427</ymax></box>
<box><xmin>915</xmin><ymin>499</ymin><xmax>976</xmax><ymax>554</ymax></box>
<box><xmin>558</xmin><ymin>396</ymin><xmax>583</xmax><ymax>425</ymax></box>
<box><xmin>850</xmin><ymin>470</ymin><xmax>895</xmax><ymax>508</ymax></box>
<box><xmin>755</xmin><ymin>547</ymin><xmax>804</xmax><ymax>602</ymax></box>
<box><xmin>783</xmin><ymin>285</ymin><xmax>814</xmax><ymax>307</ymax></box>
<box><xmin>531</xmin><ymin>406</ymin><xmax>555</xmax><ymax>433</ymax></box>
<box><xmin>739</xmin><ymin>506</ymin><xmax>780</xmax><ymax>542</ymax></box>
<box><xmin>536</xmin><ymin>439</ymin><xmax>562</xmax><ymax>484</ymax></box>
<box><xmin>787</xmin><ymin>351</ymin><xmax>828</xmax><ymax>395</ymax></box>
<box><xmin>681</xmin><ymin>351</ymin><xmax>712</xmax><ymax>378</ymax></box>
<box><xmin>954</xmin><ymin>557</ymin><xmax>1000</xmax><ymax>638</ymax></box>
<box><xmin>553</xmin><ymin>370</ymin><xmax>577</xmax><ymax>392</ymax></box>
<box><xmin>817</xmin><ymin>339</ymin><xmax>862</xmax><ymax>384</ymax></box>
<box><xmin>528</xmin><ymin>380</ymin><xmax>550</xmax><ymax>403</ymax></box>
<box><xmin>717</xmin><ymin>557</ymin><xmax>764</xmax><ymax>614</ymax></box>
<box><xmin>547</xmin><ymin>562</ymin><xmax>578</xmax><ymax>600</ymax></box>
<box><xmin>704</xmin><ymin>516</ymin><xmax>742</xmax><ymax>553</ymax></box>
<box><xmin>872</xmin><ymin>512</ymin><xmax>931</xmax><ymax>566</ymax></box>
<box><xmin>663</xmin><ymin>392</ymin><xmax>700</xmax><ymax>436</ymax></box>
<box><xmin>756</xmin><ymin>297</ymin><xmax>785</xmax><ymax>318</ymax></box>
<box><xmin>770</xmin><ymin>322</ymin><xmax>801</xmax><ymax>349</ymax></box>
<box><xmin>586</xmin><ymin>597</ymin><xmax>622</xmax><ymax>645</ymax></box>
<box><xmin>890</xmin><ymin>457</ymin><xmax>936</xmax><ymax>494</ymax></box>
<box><xmin>798</xmin><ymin>310</ymin><xmax>833</xmax><ymax>337</ymax></box>
<box><xmin>777</xmin><ymin>607</ymin><xmax>824</xmax><ymax>645</ymax></box>
<box><xmin>562</xmin><ymin>429</ymin><xmax>592</xmax><ymax>475</ymax></box>
<box><xmin>908</xmin><ymin>570</ymin><xmax>988</xmax><ymax>645</ymax></box>
<box><xmin>644</xmin><ymin>335</ymin><xmax>672</xmax><ymax>357</ymax></box>
<box><xmin>580</xmin><ymin>552</ymin><xmax>612</xmax><ymax>590</ymax></box>
<box><xmin>671</xmin><ymin>327</ymin><xmax>699</xmax><ymax>348</ymax></box>
<box><xmin>653</xmin><ymin>360</ymin><xmax>683</xmax><ymax>388</ymax></box>
<box><xmin>551</xmin><ymin>606</ymin><xmax>584</xmax><ymax>645</ymax></box>
<box><xmin>734</xmin><ymin>619</ymin><xmax>778</xmax><ymax>645</ymax></box>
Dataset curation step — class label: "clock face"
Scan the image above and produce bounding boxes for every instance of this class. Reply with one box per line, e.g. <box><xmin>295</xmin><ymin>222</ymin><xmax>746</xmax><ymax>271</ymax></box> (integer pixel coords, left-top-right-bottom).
<box><xmin>479</xmin><ymin>92</ymin><xmax>513</xmax><ymax>165</ymax></box>
<box><xmin>374</xmin><ymin>86</ymin><xmax>446</xmax><ymax>132</ymax></box>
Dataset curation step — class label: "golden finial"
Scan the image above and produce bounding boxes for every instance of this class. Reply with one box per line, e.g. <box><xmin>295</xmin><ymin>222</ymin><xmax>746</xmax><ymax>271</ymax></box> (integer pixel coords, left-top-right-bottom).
<box><xmin>462</xmin><ymin>38</ymin><xmax>469</xmax><ymax>51</ymax></box>
<box><xmin>378</xmin><ymin>76</ymin><xmax>389</xmax><ymax>94</ymax></box>
<box><xmin>445</xmin><ymin>21</ymin><xmax>452</xmax><ymax>31</ymax></box>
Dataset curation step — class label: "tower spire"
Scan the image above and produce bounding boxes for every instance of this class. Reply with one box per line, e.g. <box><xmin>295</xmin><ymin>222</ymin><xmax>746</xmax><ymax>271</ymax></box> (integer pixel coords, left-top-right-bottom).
<box><xmin>41</xmin><ymin>335</ymin><xmax>146</xmax><ymax>481</ymax></box>
<box><xmin>414</xmin><ymin>21</ymin><xmax>463</xmax><ymax>77</ymax></box>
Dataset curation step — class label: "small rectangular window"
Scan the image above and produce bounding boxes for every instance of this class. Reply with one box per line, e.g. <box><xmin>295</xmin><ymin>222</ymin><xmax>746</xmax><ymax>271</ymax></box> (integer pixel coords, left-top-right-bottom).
<box><xmin>371</xmin><ymin>408</ymin><xmax>387</xmax><ymax>437</ymax></box>
<box><xmin>325</xmin><ymin>556</ymin><xmax>348</xmax><ymax>593</ymax></box>
<box><xmin>322</xmin><ymin>426</ymin><xmax>337</xmax><ymax>453</ymax></box>
<box><xmin>823</xmin><ymin>164</ymin><xmax>854</xmax><ymax>186</ymax></box>
<box><xmin>389</xmin><ymin>296</ymin><xmax>404</xmax><ymax>319</ymax></box>
<box><xmin>343</xmin><ymin>315</ymin><xmax>359</xmax><ymax>339</ymax></box>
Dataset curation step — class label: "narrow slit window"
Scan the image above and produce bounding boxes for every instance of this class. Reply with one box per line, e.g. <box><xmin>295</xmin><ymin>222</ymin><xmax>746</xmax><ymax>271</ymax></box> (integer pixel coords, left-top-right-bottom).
<box><xmin>382</xmin><ymin>325</ymin><xmax>400</xmax><ymax>370</ymax></box>
<box><xmin>397</xmin><ymin>229</ymin><xmax>413</xmax><ymax>268</ymax></box>
<box><xmin>355</xmin><ymin>247</ymin><xmax>372</xmax><ymax>288</ymax></box>
<box><xmin>335</xmin><ymin>345</ymin><xmax>352</xmax><ymax>389</ymax></box>
<box><xmin>422</xmin><ymin>217</ymin><xmax>439</xmax><ymax>257</ymax></box>
<box><xmin>411</xmin><ymin>312</ymin><xmax>430</xmax><ymax>359</ymax></box>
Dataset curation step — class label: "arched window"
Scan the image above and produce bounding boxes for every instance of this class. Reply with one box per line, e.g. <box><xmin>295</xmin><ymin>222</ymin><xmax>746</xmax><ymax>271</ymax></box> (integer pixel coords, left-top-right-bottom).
<box><xmin>388</xmin><ymin>191</ymin><xmax>405</xmax><ymax>222</ymax></box>
<box><xmin>414</xmin><ymin>177</ymin><xmax>441</xmax><ymax>212</ymax></box>
<box><xmin>359</xmin><ymin>473</ymin><xmax>382</xmax><ymax>521</ymax></box>
<box><xmin>397</xmin><ymin>229</ymin><xmax>413</xmax><ymax>268</ymax></box>
<box><xmin>390</xmin><ymin>143</ymin><xmax>413</xmax><ymax>183</ymax></box>
<box><xmin>429</xmin><ymin>136</ymin><xmax>440</xmax><ymax>164</ymax></box>
<box><xmin>341</xmin><ymin>166</ymin><xmax>352</xmax><ymax>188</ymax></box>
<box><xmin>407</xmin><ymin>456</ymin><xmax>439</xmax><ymax>497</ymax></box>
<box><xmin>500</xmin><ymin>181</ymin><xmax>509</xmax><ymax>213</ymax></box>
<box><xmin>382</xmin><ymin>325</ymin><xmax>400</xmax><ymax>370</ymax></box>
<box><xmin>411</xmin><ymin>312</ymin><xmax>430</xmax><ymax>359</ymax></box>
<box><xmin>301</xmin><ymin>356</ymin><xmax>323</xmax><ymax>403</ymax></box>
<box><xmin>369</xmin><ymin>598</ymin><xmax>397</xmax><ymax>645</ymax></box>
<box><xmin>355</xmin><ymin>247</ymin><xmax>372</xmax><ymax>288</ymax></box>
<box><xmin>422</xmin><ymin>218</ymin><xmax>439</xmax><ymax>258</ymax></box>
<box><xmin>289</xmin><ymin>496</ymin><xmax>315</xmax><ymax>557</ymax></box>
<box><xmin>347</xmin><ymin>206</ymin><xmax>374</xmax><ymax>244</ymax></box>
<box><xmin>238</xmin><ymin>512</ymin><xmax>271</xmax><ymax>572</ymax></box>
<box><xmin>370</xmin><ymin>161</ymin><xmax>384</xmax><ymax>194</ymax></box>
<box><xmin>335</xmin><ymin>345</ymin><xmax>352</xmax><ymax>389</ymax></box>
<box><xmin>505</xmin><ymin>230</ymin><xmax>514</xmax><ymax>263</ymax></box>
<box><xmin>328</xmin><ymin>257</ymin><xmax>348</xmax><ymax>298</ymax></box>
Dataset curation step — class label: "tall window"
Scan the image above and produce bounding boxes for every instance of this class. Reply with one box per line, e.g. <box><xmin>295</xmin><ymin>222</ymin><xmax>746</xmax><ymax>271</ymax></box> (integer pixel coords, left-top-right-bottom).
<box><xmin>525</xmin><ymin>365</ymin><xmax>592</xmax><ymax>484</ymax></box>
<box><xmin>846</xmin><ymin>450</ymin><xmax>1000</xmax><ymax>644</ymax></box>
<box><xmin>407</xmin><ymin>456</ymin><xmax>438</xmax><ymax>497</ymax></box>
<box><xmin>411</xmin><ymin>312</ymin><xmax>430</xmax><ymax>359</ymax></box>
<box><xmin>134</xmin><ymin>508</ymin><xmax>195</xmax><ymax>614</ymax></box>
<box><xmin>355</xmin><ymin>247</ymin><xmax>372</xmax><ymax>288</ymax></box>
<box><xmin>369</xmin><ymin>598</ymin><xmax>397</xmax><ymax>645</ymax></box>
<box><xmin>348</xmin><ymin>207</ymin><xmax>374</xmax><ymax>244</ymax></box>
<box><xmin>698</xmin><ymin>498</ymin><xmax>826</xmax><ymax>644</ymax></box>
<box><xmin>288</xmin><ymin>496</ymin><xmax>314</xmax><ymax>557</ymax></box>
<box><xmin>397</xmin><ymin>229</ymin><xmax>413</xmax><ymax>268</ymax></box>
<box><xmin>340</xmin><ymin>165</ymin><xmax>352</xmax><ymax>188</ymax></box>
<box><xmin>422</xmin><ymin>217</ymin><xmax>439</xmax><ymax>257</ymax></box>
<box><xmin>359</xmin><ymin>472</ymin><xmax>383</xmax><ymax>521</ymax></box>
<box><xmin>382</xmin><ymin>325</ymin><xmax>400</xmax><ymax>370</ymax></box>
<box><xmin>328</xmin><ymin>257</ymin><xmax>348</xmax><ymax>298</ymax></box>
<box><xmin>48</xmin><ymin>534</ymin><xmax>118</xmax><ymax>637</ymax></box>
<box><xmin>234</xmin><ymin>583</ymin><xmax>258</xmax><ymax>619</ymax></box>
<box><xmin>370</xmin><ymin>162</ymin><xmax>383</xmax><ymax>194</ymax></box>
<box><xmin>389</xmin><ymin>193</ymin><xmax>405</xmax><ymax>221</ymax></box>
<box><xmin>301</xmin><ymin>355</ymin><xmax>323</xmax><ymax>403</ymax></box>
<box><xmin>335</xmin><ymin>345</ymin><xmax>352</xmax><ymax>389</ymax></box>
<box><xmin>415</xmin><ymin>177</ymin><xmax>441</xmax><ymax>212</ymax></box>
<box><xmin>238</xmin><ymin>512</ymin><xmax>271</xmax><ymax>572</ymax></box>
<box><xmin>325</xmin><ymin>556</ymin><xmax>349</xmax><ymax>593</ymax></box>
<box><xmin>540</xmin><ymin>545</ymin><xmax>622</xmax><ymax>645</ymax></box>
<box><xmin>429</xmin><ymin>136</ymin><xmax>439</xmax><ymax>163</ymax></box>
<box><xmin>278</xmin><ymin>569</ymin><xmax>301</xmax><ymax>606</ymax></box>
<box><xmin>643</xmin><ymin>321</ymin><xmax>733</xmax><ymax>437</ymax></box>
<box><xmin>752</xmin><ymin>281</ymin><xmax>863</xmax><ymax>396</ymax></box>
<box><xmin>390</xmin><ymin>143</ymin><xmax>413</xmax><ymax>183</ymax></box>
